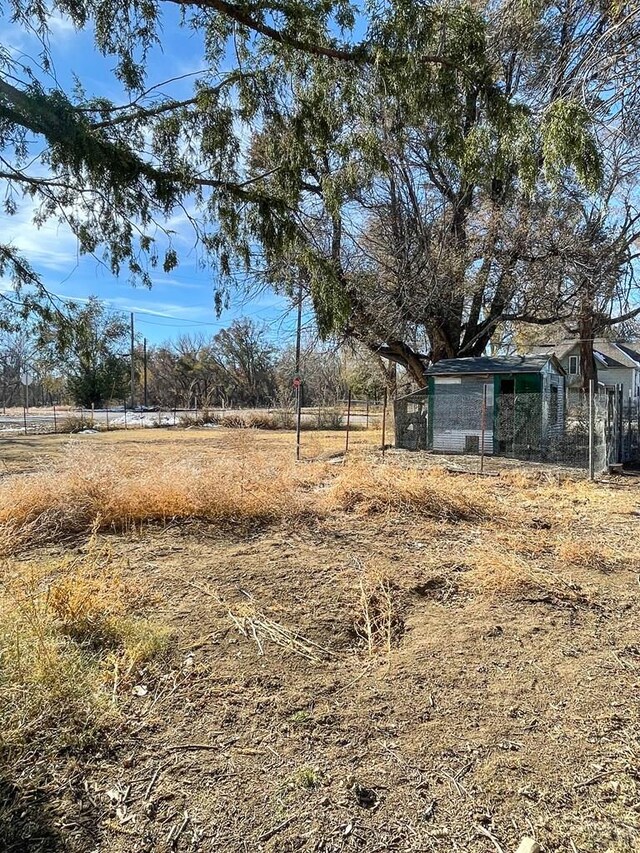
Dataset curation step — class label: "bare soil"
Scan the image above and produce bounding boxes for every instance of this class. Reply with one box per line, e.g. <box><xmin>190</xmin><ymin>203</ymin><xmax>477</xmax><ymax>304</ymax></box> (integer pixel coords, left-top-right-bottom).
<box><xmin>3</xmin><ymin>429</ymin><xmax>640</xmax><ymax>853</ymax></box>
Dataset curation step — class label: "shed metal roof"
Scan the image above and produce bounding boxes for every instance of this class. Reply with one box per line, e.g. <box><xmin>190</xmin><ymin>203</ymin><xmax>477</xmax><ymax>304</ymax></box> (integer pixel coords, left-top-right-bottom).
<box><xmin>425</xmin><ymin>355</ymin><xmax>560</xmax><ymax>376</ymax></box>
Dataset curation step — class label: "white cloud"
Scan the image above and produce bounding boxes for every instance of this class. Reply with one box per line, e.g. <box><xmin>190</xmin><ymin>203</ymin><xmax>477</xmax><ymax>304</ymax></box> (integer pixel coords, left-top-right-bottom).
<box><xmin>2</xmin><ymin>208</ymin><xmax>81</xmax><ymax>274</ymax></box>
<box><xmin>48</xmin><ymin>12</ymin><xmax>76</xmax><ymax>42</ymax></box>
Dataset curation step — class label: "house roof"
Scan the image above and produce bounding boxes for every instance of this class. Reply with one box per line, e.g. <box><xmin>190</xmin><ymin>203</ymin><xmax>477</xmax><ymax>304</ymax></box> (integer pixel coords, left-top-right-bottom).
<box><xmin>614</xmin><ymin>342</ymin><xmax>640</xmax><ymax>367</ymax></box>
<box><xmin>425</xmin><ymin>355</ymin><xmax>561</xmax><ymax>376</ymax></box>
<box><xmin>530</xmin><ymin>341</ymin><xmax>576</xmax><ymax>360</ymax></box>
<box><xmin>530</xmin><ymin>339</ymin><xmax>640</xmax><ymax>370</ymax></box>
<box><xmin>593</xmin><ymin>349</ymin><xmax>625</xmax><ymax>369</ymax></box>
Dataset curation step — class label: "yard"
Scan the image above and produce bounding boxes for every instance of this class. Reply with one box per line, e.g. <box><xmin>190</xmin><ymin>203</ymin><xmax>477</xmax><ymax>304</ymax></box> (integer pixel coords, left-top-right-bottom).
<box><xmin>1</xmin><ymin>428</ymin><xmax>639</xmax><ymax>853</ymax></box>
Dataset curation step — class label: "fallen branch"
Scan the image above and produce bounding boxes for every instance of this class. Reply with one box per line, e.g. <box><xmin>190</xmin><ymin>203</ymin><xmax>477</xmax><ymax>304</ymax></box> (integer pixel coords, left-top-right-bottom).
<box><xmin>188</xmin><ymin>581</ymin><xmax>337</xmax><ymax>661</ymax></box>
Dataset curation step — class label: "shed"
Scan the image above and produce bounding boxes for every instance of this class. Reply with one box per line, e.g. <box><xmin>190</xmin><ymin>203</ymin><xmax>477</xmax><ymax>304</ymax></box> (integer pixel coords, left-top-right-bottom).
<box><xmin>395</xmin><ymin>355</ymin><xmax>566</xmax><ymax>458</ymax></box>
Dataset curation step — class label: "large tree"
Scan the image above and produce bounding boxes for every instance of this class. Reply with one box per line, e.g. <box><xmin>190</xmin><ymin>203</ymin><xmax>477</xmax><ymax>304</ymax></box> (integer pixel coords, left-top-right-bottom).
<box><xmin>235</xmin><ymin>1</ymin><xmax>640</xmax><ymax>384</ymax></box>
<box><xmin>1</xmin><ymin>0</ymin><xmax>638</xmax><ymax>370</ymax></box>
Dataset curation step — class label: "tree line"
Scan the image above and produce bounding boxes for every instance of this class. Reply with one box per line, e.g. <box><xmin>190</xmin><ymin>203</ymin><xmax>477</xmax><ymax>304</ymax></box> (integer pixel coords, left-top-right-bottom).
<box><xmin>0</xmin><ymin>299</ymin><xmax>385</xmax><ymax>409</ymax></box>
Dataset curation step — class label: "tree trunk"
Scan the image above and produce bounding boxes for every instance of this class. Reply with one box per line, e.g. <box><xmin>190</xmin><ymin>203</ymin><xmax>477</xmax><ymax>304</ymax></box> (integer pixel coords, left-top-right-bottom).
<box><xmin>579</xmin><ymin>330</ymin><xmax>597</xmax><ymax>393</ymax></box>
<box><xmin>578</xmin><ymin>285</ymin><xmax>597</xmax><ymax>393</ymax></box>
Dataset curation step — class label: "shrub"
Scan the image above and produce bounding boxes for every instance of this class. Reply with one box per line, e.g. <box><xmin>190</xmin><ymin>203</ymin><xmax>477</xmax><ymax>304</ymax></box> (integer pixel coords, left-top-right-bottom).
<box><xmin>58</xmin><ymin>414</ymin><xmax>97</xmax><ymax>433</ymax></box>
<box><xmin>316</xmin><ymin>407</ymin><xmax>344</xmax><ymax>430</ymax></box>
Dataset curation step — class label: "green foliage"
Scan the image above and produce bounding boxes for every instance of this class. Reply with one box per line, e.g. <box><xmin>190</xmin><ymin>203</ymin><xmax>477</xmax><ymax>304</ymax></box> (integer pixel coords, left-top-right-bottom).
<box><xmin>542</xmin><ymin>100</ymin><xmax>602</xmax><ymax>193</ymax></box>
<box><xmin>39</xmin><ymin>298</ymin><xmax>130</xmax><ymax>406</ymax></box>
<box><xmin>0</xmin><ymin>0</ymin><xmax>634</xmax><ymax>363</ymax></box>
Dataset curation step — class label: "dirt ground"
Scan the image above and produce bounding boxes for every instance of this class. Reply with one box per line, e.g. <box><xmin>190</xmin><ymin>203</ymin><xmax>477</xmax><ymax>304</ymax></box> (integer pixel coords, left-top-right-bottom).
<box><xmin>2</xmin><ymin>428</ymin><xmax>640</xmax><ymax>853</ymax></box>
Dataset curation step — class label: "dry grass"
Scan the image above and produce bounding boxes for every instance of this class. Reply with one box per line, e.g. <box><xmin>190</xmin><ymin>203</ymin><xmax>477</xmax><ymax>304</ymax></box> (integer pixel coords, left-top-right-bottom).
<box><xmin>324</xmin><ymin>463</ymin><xmax>504</xmax><ymax>520</ymax></box>
<box><xmin>0</xmin><ymin>430</ymin><xmax>638</xmax><ymax>851</ymax></box>
<box><xmin>0</xmin><ymin>443</ymin><xmax>514</xmax><ymax>554</ymax></box>
<box><xmin>0</xmin><ymin>435</ymin><xmax>636</xmax><ymax>610</ymax></box>
<box><xmin>557</xmin><ymin>539</ymin><xmax>622</xmax><ymax>573</ymax></box>
<box><xmin>352</xmin><ymin>566</ymin><xmax>400</xmax><ymax>655</ymax></box>
<box><xmin>0</xmin><ymin>533</ymin><xmax>169</xmax><ymax>846</ymax></box>
<box><xmin>463</xmin><ymin>550</ymin><xmax>589</xmax><ymax>602</ymax></box>
<box><xmin>0</xmin><ymin>441</ymin><xmax>321</xmax><ymax>553</ymax></box>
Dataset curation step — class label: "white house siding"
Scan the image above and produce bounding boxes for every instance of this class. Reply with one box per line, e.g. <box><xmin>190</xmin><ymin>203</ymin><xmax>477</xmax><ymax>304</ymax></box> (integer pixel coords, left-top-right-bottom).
<box><xmin>432</xmin><ymin>378</ymin><xmax>494</xmax><ymax>454</ymax></box>
<box><xmin>598</xmin><ymin>367</ymin><xmax>639</xmax><ymax>401</ymax></box>
<box><xmin>548</xmin><ymin>342</ymin><xmax>640</xmax><ymax>400</ymax></box>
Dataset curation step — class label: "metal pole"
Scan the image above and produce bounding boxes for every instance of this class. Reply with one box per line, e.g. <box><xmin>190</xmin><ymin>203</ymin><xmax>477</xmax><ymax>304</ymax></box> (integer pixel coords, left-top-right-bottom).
<box><xmin>130</xmin><ymin>312</ymin><xmax>135</xmax><ymax>410</ymax></box>
<box><xmin>381</xmin><ymin>387</ymin><xmax>388</xmax><ymax>457</ymax></box>
<box><xmin>588</xmin><ymin>379</ymin><xmax>594</xmax><ymax>480</ymax></box>
<box><xmin>22</xmin><ymin>405</ymin><xmax>27</xmax><ymax>435</ymax></box>
<box><xmin>124</xmin><ymin>400</ymin><xmax>128</xmax><ymax>430</ymax></box>
<box><xmin>53</xmin><ymin>404</ymin><xmax>57</xmax><ymax>434</ymax></box>
<box><xmin>618</xmin><ymin>384</ymin><xmax>624</xmax><ymax>464</ymax></box>
<box><xmin>345</xmin><ymin>390</ymin><xmax>352</xmax><ymax>454</ymax></box>
<box><xmin>295</xmin><ymin>281</ymin><xmax>303</xmax><ymax>461</ymax></box>
<box><xmin>105</xmin><ymin>405</ymin><xmax>109</xmax><ymax>430</ymax></box>
<box><xmin>143</xmin><ymin>337</ymin><xmax>148</xmax><ymax>408</ymax></box>
<box><xmin>366</xmin><ymin>396</ymin><xmax>369</xmax><ymax>429</ymax></box>
<box><xmin>480</xmin><ymin>384</ymin><xmax>487</xmax><ymax>473</ymax></box>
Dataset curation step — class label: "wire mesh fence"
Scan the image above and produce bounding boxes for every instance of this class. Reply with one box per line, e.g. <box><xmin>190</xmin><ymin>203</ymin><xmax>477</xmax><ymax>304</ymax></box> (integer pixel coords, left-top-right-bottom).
<box><xmin>395</xmin><ymin>385</ymin><xmax>639</xmax><ymax>475</ymax></box>
<box><xmin>0</xmin><ymin>399</ymin><xmax>386</xmax><ymax>437</ymax></box>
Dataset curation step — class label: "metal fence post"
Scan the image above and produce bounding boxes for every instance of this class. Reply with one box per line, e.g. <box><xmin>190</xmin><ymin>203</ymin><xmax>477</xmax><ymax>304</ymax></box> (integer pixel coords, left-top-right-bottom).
<box><xmin>618</xmin><ymin>384</ymin><xmax>624</xmax><ymax>464</ymax></box>
<box><xmin>381</xmin><ymin>387</ymin><xmax>388</xmax><ymax>457</ymax></box>
<box><xmin>480</xmin><ymin>384</ymin><xmax>487</xmax><ymax>473</ymax></box>
<box><xmin>588</xmin><ymin>379</ymin><xmax>595</xmax><ymax>480</ymax></box>
<box><xmin>295</xmin><ymin>380</ymin><xmax>302</xmax><ymax>461</ymax></box>
<box><xmin>345</xmin><ymin>390</ymin><xmax>352</xmax><ymax>454</ymax></box>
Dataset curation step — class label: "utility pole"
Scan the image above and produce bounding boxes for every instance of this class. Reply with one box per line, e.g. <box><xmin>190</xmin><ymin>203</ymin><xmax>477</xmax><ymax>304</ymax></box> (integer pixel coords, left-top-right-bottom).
<box><xmin>143</xmin><ymin>337</ymin><xmax>148</xmax><ymax>408</ymax></box>
<box><xmin>295</xmin><ymin>282</ymin><xmax>303</xmax><ymax>461</ymax></box>
<box><xmin>130</xmin><ymin>312</ymin><xmax>135</xmax><ymax>410</ymax></box>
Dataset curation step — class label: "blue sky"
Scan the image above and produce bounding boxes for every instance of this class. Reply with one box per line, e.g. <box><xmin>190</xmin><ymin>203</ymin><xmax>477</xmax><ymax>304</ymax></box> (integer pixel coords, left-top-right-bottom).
<box><xmin>0</xmin><ymin>7</ymin><xmax>305</xmax><ymax>345</ymax></box>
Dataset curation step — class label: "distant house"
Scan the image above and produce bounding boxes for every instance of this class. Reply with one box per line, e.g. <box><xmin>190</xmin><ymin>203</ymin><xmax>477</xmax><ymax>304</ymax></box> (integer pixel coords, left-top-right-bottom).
<box><xmin>395</xmin><ymin>355</ymin><xmax>565</xmax><ymax>458</ymax></box>
<box><xmin>530</xmin><ymin>340</ymin><xmax>640</xmax><ymax>400</ymax></box>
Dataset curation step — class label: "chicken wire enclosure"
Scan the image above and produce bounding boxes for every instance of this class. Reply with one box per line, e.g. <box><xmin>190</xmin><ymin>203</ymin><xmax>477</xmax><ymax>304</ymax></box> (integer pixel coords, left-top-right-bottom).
<box><xmin>395</xmin><ymin>378</ymin><xmax>614</xmax><ymax>472</ymax></box>
<box><xmin>393</xmin><ymin>355</ymin><xmax>592</xmax><ymax>465</ymax></box>
<box><xmin>394</xmin><ymin>392</ymin><xmax>429</xmax><ymax>450</ymax></box>
<box><xmin>430</xmin><ymin>379</ymin><xmax>494</xmax><ymax>454</ymax></box>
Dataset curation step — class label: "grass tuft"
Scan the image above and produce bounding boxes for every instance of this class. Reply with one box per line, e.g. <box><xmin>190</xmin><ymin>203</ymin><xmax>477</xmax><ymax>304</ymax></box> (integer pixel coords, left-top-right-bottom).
<box><xmin>0</xmin><ymin>535</ymin><xmax>169</xmax><ymax>847</ymax></box>
<box><xmin>352</xmin><ymin>566</ymin><xmax>401</xmax><ymax>655</ymax></box>
<box><xmin>325</xmin><ymin>464</ymin><xmax>499</xmax><ymax>520</ymax></box>
<box><xmin>0</xmin><ymin>443</ymin><xmax>315</xmax><ymax>553</ymax></box>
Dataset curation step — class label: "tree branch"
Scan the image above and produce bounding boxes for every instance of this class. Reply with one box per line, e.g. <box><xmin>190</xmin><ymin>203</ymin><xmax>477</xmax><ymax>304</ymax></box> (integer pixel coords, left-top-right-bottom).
<box><xmin>166</xmin><ymin>0</ymin><xmax>460</xmax><ymax>70</ymax></box>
